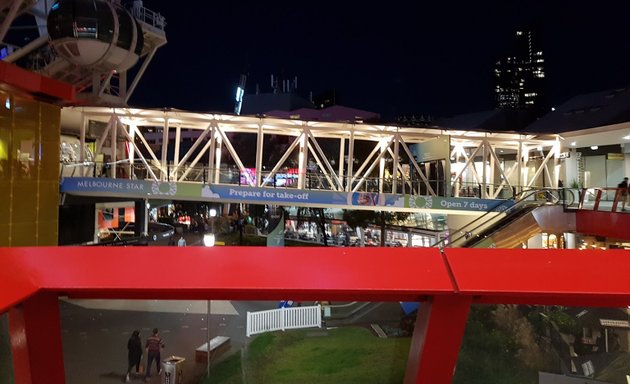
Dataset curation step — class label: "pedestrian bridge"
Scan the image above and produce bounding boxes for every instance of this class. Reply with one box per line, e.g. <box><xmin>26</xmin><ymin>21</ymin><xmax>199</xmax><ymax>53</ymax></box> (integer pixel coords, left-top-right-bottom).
<box><xmin>58</xmin><ymin>106</ymin><xmax>564</xmax><ymax>214</ymax></box>
<box><xmin>61</xmin><ymin>107</ymin><xmax>559</xmax><ymax>197</ymax></box>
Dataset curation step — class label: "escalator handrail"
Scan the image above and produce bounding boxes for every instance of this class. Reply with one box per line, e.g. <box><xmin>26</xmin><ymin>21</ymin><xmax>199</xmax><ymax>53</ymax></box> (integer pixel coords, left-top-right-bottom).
<box><xmin>432</xmin><ymin>188</ymin><xmax>563</xmax><ymax>249</ymax></box>
<box><xmin>458</xmin><ymin>204</ymin><xmax>539</xmax><ymax>248</ymax></box>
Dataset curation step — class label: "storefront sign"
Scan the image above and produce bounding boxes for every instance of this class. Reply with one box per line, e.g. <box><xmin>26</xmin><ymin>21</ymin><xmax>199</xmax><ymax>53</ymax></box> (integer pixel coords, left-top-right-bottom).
<box><xmin>607</xmin><ymin>153</ymin><xmax>624</xmax><ymax>160</ymax></box>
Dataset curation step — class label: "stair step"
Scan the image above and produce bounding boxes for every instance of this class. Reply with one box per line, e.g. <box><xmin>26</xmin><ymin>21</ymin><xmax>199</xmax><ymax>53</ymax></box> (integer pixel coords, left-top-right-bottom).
<box><xmin>371</xmin><ymin>323</ymin><xmax>387</xmax><ymax>338</ymax></box>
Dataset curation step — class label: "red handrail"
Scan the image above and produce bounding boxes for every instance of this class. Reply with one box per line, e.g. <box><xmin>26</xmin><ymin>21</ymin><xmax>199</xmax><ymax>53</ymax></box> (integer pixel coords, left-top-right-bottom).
<box><xmin>3</xmin><ymin>247</ymin><xmax>630</xmax><ymax>384</ymax></box>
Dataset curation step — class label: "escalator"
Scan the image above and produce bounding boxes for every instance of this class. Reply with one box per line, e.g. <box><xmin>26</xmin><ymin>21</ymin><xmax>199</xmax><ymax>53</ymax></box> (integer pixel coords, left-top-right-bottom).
<box><xmin>462</xmin><ymin>204</ymin><xmax>539</xmax><ymax>248</ymax></box>
<box><xmin>438</xmin><ymin>189</ymin><xmax>571</xmax><ymax>249</ymax></box>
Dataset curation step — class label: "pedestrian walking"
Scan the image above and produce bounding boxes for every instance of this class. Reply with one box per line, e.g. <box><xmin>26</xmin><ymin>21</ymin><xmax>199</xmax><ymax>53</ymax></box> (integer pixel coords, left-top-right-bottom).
<box><xmin>145</xmin><ymin>328</ymin><xmax>165</xmax><ymax>380</ymax></box>
<box><xmin>618</xmin><ymin>177</ymin><xmax>628</xmax><ymax>211</ymax></box>
<box><xmin>125</xmin><ymin>330</ymin><xmax>143</xmax><ymax>382</ymax></box>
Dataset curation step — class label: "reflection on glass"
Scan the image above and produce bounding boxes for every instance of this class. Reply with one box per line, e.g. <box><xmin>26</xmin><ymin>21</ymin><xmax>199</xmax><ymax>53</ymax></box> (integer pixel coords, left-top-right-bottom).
<box><xmin>18</xmin><ymin>295</ymin><xmax>630</xmax><ymax>383</ymax></box>
<box><xmin>59</xmin><ymin>299</ymin><xmax>411</xmax><ymax>383</ymax></box>
<box><xmin>456</xmin><ymin>304</ymin><xmax>630</xmax><ymax>383</ymax></box>
<box><xmin>0</xmin><ymin>312</ymin><xmax>14</xmax><ymax>383</ymax></box>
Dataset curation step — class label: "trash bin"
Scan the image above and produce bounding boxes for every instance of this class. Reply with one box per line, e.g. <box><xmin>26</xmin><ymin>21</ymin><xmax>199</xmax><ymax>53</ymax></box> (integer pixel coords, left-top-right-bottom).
<box><xmin>161</xmin><ymin>356</ymin><xmax>185</xmax><ymax>384</ymax></box>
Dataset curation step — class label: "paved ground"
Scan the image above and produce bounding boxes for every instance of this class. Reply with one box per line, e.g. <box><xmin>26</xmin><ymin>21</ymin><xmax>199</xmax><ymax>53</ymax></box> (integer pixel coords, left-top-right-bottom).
<box><xmin>57</xmin><ymin>297</ymin><xmax>404</xmax><ymax>384</ymax></box>
<box><xmin>59</xmin><ymin>299</ymin><xmax>272</xmax><ymax>384</ymax></box>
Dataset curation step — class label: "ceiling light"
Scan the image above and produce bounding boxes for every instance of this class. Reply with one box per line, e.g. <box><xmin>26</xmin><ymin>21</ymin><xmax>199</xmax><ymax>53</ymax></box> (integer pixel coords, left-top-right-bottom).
<box><xmin>570</xmin><ymin>142</ymin><xmax>576</xmax><ymax>146</ymax></box>
<box><xmin>590</xmin><ymin>146</ymin><xmax>598</xmax><ymax>150</ymax></box>
<box><xmin>623</xmin><ymin>135</ymin><xmax>630</xmax><ymax>140</ymax></box>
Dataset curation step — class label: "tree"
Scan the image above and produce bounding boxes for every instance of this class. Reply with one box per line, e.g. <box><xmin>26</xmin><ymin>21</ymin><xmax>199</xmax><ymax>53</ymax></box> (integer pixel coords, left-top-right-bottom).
<box><xmin>342</xmin><ymin>210</ymin><xmax>410</xmax><ymax>246</ymax></box>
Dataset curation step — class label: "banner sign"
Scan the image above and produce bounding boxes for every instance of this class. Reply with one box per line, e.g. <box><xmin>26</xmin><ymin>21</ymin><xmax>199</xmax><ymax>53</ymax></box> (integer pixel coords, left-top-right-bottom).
<box><xmin>61</xmin><ymin>178</ymin><xmax>513</xmax><ymax>213</ymax></box>
<box><xmin>411</xmin><ymin>136</ymin><xmax>450</xmax><ymax>162</ymax></box>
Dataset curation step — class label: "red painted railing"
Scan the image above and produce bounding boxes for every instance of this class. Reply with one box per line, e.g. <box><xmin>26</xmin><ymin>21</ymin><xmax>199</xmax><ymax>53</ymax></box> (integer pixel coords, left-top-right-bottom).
<box><xmin>3</xmin><ymin>246</ymin><xmax>630</xmax><ymax>383</ymax></box>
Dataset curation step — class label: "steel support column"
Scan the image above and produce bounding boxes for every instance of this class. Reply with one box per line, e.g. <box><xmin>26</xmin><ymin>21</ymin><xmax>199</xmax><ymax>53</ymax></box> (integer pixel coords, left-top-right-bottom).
<box><xmin>347</xmin><ymin>128</ymin><xmax>355</xmax><ymax>192</ymax></box>
<box><xmin>9</xmin><ymin>292</ymin><xmax>65</xmax><ymax>384</ymax></box>
<box><xmin>161</xmin><ymin>117</ymin><xmax>169</xmax><ymax>181</ymax></box>
<box><xmin>404</xmin><ymin>295</ymin><xmax>471</xmax><ymax>384</ymax></box>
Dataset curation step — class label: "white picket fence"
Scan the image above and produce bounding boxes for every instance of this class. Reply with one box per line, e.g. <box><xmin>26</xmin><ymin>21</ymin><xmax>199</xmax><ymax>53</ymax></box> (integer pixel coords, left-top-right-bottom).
<box><xmin>246</xmin><ymin>305</ymin><xmax>322</xmax><ymax>337</ymax></box>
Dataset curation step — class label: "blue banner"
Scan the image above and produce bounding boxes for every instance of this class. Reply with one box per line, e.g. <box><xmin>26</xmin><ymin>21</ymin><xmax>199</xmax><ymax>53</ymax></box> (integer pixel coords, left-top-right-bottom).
<box><xmin>61</xmin><ymin>177</ymin><xmax>514</xmax><ymax>213</ymax></box>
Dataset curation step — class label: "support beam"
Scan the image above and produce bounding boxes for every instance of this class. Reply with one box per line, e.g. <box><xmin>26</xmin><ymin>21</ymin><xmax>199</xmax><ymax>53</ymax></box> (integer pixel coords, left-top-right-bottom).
<box><xmin>80</xmin><ymin>112</ymin><xmax>87</xmax><ymax>176</ymax></box>
<box><xmin>298</xmin><ymin>131</ymin><xmax>308</xmax><ymax>189</ymax></box>
<box><xmin>111</xmin><ymin>111</ymin><xmax>118</xmax><ymax>178</ymax></box>
<box><xmin>404</xmin><ymin>295</ymin><xmax>471</xmax><ymax>384</ymax></box>
<box><xmin>161</xmin><ymin>117</ymin><xmax>169</xmax><ymax>181</ymax></box>
<box><xmin>261</xmin><ymin>134</ymin><xmax>302</xmax><ymax>187</ymax></box>
<box><xmin>393</xmin><ymin>134</ymin><xmax>400</xmax><ymax>194</ymax></box>
<box><xmin>400</xmin><ymin>140</ymin><xmax>435</xmax><ymax>196</ymax></box>
<box><xmin>213</xmin><ymin>135</ymin><xmax>222</xmax><ymax>184</ymax></box>
<box><xmin>256</xmin><ymin>123</ymin><xmax>264</xmax><ymax>187</ymax></box>
<box><xmin>9</xmin><ymin>292</ymin><xmax>65</xmax><ymax>384</ymax></box>
<box><xmin>0</xmin><ymin>0</ymin><xmax>22</xmax><ymax>43</ymax></box>
<box><xmin>338</xmin><ymin>137</ymin><xmax>345</xmax><ymax>190</ymax></box>
<box><xmin>125</xmin><ymin>46</ymin><xmax>160</xmax><ymax>104</ymax></box>
<box><xmin>173</xmin><ymin>125</ymin><xmax>181</xmax><ymax>180</ymax></box>
<box><xmin>346</xmin><ymin>128</ymin><xmax>355</xmax><ymax>192</ymax></box>
<box><xmin>117</xmin><ymin>122</ymin><xmax>158</xmax><ymax>181</ymax></box>
<box><xmin>526</xmin><ymin>146</ymin><xmax>555</xmax><ymax>188</ymax></box>
<box><xmin>304</xmin><ymin>128</ymin><xmax>343</xmax><ymax>190</ymax></box>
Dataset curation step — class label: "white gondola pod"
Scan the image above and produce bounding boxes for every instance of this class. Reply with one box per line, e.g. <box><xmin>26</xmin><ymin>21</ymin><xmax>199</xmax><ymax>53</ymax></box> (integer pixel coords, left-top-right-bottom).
<box><xmin>47</xmin><ymin>0</ymin><xmax>144</xmax><ymax>72</ymax></box>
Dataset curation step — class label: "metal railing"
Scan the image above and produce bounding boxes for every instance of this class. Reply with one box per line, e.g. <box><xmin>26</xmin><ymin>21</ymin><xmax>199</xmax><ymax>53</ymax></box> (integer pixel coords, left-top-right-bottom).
<box><xmin>565</xmin><ymin>187</ymin><xmax>630</xmax><ymax>213</ymax></box>
<box><xmin>127</xmin><ymin>2</ymin><xmax>166</xmax><ymax>30</ymax></box>
<box><xmin>59</xmin><ymin>160</ymin><xmax>543</xmax><ymax>200</ymax></box>
<box><xmin>246</xmin><ymin>305</ymin><xmax>322</xmax><ymax>337</ymax></box>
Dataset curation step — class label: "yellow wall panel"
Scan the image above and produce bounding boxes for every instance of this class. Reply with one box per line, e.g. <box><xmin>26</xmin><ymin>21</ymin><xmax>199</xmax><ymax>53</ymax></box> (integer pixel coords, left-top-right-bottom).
<box><xmin>2</xmin><ymin>94</ymin><xmax>61</xmax><ymax>246</ymax></box>
<box><xmin>41</xmin><ymin>140</ymin><xmax>60</xmax><ymax>180</ymax></box>
<box><xmin>37</xmin><ymin>219</ymin><xmax>58</xmax><ymax>246</ymax></box>
<box><xmin>39</xmin><ymin>181</ymin><xmax>59</xmax><ymax>220</ymax></box>
<box><xmin>11</xmin><ymin>222</ymin><xmax>38</xmax><ymax>246</ymax></box>
<box><xmin>11</xmin><ymin>181</ymin><xmax>38</xmax><ymax>223</ymax></box>
<box><xmin>0</xmin><ymin>224</ymin><xmax>9</xmax><ymax>246</ymax></box>
<box><xmin>0</xmin><ymin>180</ymin><xmax>9</xmax><ymax>219</ymax></box>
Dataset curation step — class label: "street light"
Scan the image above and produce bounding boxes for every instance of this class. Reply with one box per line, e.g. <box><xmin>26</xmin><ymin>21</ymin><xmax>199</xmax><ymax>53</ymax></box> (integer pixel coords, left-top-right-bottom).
<box><xmin>205</xmin><ymin>207</ymin><xmax>218</xmax><ymax>379</ymax></box>
<box><xmin>203</xmin><ymin>208</ymin><xmax>218</xmax><ymax>247</ymax></box>
<box><xmin>203</xmin><ymin>233</ymin><xmax>215</xmax><ymax>247</ymax></box>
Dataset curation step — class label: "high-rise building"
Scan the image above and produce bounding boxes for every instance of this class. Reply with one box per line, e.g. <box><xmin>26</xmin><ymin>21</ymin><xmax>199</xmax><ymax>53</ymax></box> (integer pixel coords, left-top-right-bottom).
<box><xmin>494</xmin><ymin>30</ymin><xmax>546</xmax><ymax>115</ymax></box>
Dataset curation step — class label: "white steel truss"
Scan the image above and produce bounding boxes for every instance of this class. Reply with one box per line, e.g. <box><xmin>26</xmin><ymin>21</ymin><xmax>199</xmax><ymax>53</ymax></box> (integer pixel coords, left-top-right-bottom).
<box><xmin>61</xmin><ymin>107</ymin><xmax>561</xmax><ymax>197</ymax></box>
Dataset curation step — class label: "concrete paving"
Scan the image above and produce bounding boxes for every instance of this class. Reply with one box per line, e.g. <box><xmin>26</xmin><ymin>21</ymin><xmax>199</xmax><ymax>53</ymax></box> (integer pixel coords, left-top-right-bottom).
<box><xmin>58</xmin><ymin>298</ymin><xmax>405</xmax><ymax>384</ymax></box>
<box><xmin>59</xmin><ymin>299</ymin><xmax>266</xmax><ymax>384</ymax></box>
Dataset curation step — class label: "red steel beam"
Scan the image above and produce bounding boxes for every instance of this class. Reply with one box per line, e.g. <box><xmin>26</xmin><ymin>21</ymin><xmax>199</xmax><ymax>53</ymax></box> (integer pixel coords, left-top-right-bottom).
<box><xmin>446</xmin><ymin>248</ymin><xmax>630</xmax><ymax>306</ymax></box>
<box><xmin>9</xmin><ymin>292</ymin><xmax>65</xmax><ymax>384</ymax></box>
<box><xmin>2</xmin><ymin>246</ymin><xmax>630</xmax><ymax>384</ymax></box>
<box><xmin>0</xmin><ymin>246</ymin><xmax>453</xmax><ymax>311</ymax></box>
<box><xmin>404</xmin><ymin>295</ymin><xmax>471</xmax><ymax>384</ymax></box>
<box><xmin>576</xmin><ymin>210</ymin><xmax>630</xmax><ymax>241</ymax></box>
<box><xmin>0</xmin><ymin>60</ymin><xmax>74</xmax><ymax>102</ymax></box>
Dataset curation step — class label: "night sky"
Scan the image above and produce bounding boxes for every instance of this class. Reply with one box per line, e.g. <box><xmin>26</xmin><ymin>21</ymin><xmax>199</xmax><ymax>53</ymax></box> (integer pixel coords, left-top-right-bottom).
<box><xmin>128</xmin><ymin>1</ymin><xmax>630</xmax><ymax>122</ymax></box>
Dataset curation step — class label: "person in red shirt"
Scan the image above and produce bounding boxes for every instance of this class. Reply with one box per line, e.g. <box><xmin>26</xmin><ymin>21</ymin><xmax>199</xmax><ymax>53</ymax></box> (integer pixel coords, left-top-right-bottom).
<box><xmin>144</xmin><ymin>328</ymin><xmax>165</xmax><ymax>379</ymax></box>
